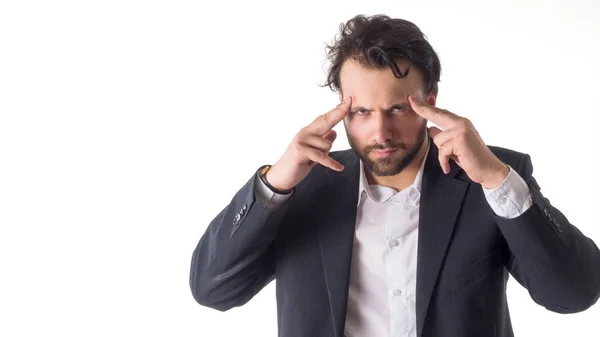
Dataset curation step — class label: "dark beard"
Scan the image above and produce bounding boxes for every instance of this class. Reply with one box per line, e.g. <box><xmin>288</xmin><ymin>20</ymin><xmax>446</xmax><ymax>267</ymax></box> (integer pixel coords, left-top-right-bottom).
<box><xmin>348</xmin><ymin>125</ymin><xmax>428</xmax><ymax>177</ymax></box>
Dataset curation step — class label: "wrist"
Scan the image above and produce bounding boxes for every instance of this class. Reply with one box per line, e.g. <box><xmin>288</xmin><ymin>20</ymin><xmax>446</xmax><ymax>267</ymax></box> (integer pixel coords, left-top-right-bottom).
<box><xmin>260</xmin><ymin>165</ymin><xmax>293</xmax><ymax>194</ymax></box>
<box><xmin>481</xmin><ymin>164</ymin><xmax>510</xmax><ymax>189</ymax></box>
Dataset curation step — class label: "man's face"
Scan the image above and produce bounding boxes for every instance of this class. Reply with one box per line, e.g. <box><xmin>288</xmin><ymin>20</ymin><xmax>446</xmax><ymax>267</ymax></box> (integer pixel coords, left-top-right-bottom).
<box><xmin>339</xmin><ymin>58</ymin><xmax>434</xmax><ymax>177</ymax></box>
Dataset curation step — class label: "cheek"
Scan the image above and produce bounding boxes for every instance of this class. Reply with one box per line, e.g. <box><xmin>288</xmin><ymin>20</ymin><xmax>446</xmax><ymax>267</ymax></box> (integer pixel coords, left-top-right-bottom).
<box><xmin>400</xmin><ymin>115</ymin><xmax>427</xmax><ymax>134</ymax></box>
<box><xmin>390</xmin><ymin>115</ymin><xmax>420</xmax><ymax>132</ymax></box>
<box><xmin>346</xmin><ymin>120</ymin><xmax>370</xmax><ymax>141</ymax></box>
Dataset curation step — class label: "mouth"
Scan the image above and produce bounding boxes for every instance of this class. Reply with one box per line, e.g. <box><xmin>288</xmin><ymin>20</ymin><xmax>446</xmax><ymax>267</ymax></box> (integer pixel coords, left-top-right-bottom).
<box><xmin>370</xmin><ymin>149</ymin><xmax>398</xmax><ymax>158</ymax></box>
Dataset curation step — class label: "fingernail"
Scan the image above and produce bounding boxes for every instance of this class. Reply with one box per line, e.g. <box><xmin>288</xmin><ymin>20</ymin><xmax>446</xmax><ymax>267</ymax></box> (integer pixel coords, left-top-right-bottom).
<box><xmin>343</xmin><ymin>96</ymin><xmax>351</xmax><ymax>105</ymax></box>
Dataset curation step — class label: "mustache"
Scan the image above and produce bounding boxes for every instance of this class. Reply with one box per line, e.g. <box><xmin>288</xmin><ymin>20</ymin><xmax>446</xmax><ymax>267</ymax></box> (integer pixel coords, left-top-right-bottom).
<box><xmin>366</xmin><ymin>141</ymin><xmax>406</xmax><ymax>152</ymax></box>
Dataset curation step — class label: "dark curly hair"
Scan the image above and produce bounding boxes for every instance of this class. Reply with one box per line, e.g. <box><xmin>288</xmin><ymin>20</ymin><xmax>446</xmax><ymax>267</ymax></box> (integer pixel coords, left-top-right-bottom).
<box><xmin>323</xmin><ymin>14</ymin><xmax>441</xmax><ymax>96</ymax></box>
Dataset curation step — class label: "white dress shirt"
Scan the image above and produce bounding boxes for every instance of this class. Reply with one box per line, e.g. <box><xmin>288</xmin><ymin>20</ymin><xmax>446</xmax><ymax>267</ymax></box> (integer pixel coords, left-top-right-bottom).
<box><xmin>254</xmin><ymin>144</ymin><xmax>533</xmax><ymax>337</ymax></box>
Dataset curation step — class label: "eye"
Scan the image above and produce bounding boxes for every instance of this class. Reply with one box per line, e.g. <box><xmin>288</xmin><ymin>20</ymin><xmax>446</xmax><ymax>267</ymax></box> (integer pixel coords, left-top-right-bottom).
<box><xmin>354</xmin><ymin>109</ymin><xmax>369</xmax><ymax>115</ymax></box>
<box><xmin>392</xmin><ymin>107</ymin><xmax>408</xmax><ymax>113</ymax></box>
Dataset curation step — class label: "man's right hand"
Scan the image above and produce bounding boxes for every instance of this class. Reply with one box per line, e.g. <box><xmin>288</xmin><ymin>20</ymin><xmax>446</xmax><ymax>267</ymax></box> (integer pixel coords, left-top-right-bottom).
<box><xmin>265</xmin><ymin>96</ymin><xmax>352</xmax><ymax>192</ymax></box>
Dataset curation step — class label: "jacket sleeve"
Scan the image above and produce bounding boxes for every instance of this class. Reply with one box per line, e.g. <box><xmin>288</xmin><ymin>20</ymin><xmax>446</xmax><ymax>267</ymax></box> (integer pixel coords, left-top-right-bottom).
<box><xmin>189</xmin><ymin>168</ymin><xmax>291</xmax><ymax>311</ymax></box>
<box><xmin>494</xmin><ymin>153</ymin><xmax>600</xmax><ymax>313</ymax></box>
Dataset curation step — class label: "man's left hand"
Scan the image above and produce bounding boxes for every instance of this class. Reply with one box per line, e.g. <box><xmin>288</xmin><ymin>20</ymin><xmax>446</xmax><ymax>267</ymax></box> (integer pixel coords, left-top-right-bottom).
<box><xmin>408</xmin><ymin>95</ymin><xmax>509</xmax><ymax>189</ymax></box>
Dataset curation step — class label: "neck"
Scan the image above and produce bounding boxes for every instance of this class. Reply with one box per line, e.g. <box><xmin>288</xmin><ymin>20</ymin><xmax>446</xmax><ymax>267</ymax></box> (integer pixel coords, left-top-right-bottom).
<box><xmin>365</xmin><ymin>137</ymin><xmax>429</xmax><ymax>192</ymax></box>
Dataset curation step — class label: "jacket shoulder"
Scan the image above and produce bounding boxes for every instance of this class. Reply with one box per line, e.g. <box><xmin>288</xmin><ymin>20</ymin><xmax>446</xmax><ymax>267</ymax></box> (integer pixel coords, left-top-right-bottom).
<box><xmin>488</xmin><ymin>144</ymin><xmax>528</xmax><ymax>168</ymax></box>
<box><xmin>487</xmin><ymin>144</ymin><xmax>535</xmax><ymax>180</ymax></box>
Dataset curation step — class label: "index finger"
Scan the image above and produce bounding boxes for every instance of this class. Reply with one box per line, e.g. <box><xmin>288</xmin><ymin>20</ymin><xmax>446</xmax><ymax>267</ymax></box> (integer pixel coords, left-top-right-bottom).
<box><xmin>408</xmin><ymin>95</ymin><xmax>457</xmax><ymax>129</ymax></box>
<box><xmin>306</xmin><ymin>96</ymin><xmax>352</xmax><ymax>135</ymax></box>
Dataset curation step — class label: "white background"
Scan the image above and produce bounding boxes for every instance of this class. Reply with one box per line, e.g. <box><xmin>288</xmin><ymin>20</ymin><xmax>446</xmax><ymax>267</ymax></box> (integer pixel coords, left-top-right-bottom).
<box><xmin>1</xmin><ymin>0</ymin><xmax>599</xmax><ymax>336</ymax></box>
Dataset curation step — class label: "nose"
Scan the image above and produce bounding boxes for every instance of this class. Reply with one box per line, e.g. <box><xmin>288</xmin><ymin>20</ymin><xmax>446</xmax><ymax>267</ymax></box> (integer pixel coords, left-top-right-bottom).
<box><xmin>372</xmin><ymin>112</ymin><xmax>393</xmax><ymax>145</ymax></box>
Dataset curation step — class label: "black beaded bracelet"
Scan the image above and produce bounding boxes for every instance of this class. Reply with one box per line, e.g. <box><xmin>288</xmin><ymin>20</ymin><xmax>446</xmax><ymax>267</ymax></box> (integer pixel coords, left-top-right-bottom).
<box><xmin>258</xmin><ymin>165</ymin><xmax>293</xmax><ymax>195</ymax></box>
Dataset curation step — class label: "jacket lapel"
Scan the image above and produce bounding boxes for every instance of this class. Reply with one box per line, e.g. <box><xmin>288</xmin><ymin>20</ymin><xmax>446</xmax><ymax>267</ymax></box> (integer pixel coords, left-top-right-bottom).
<box><xmin>316</xmin><ymin>151</ymin><xmax>360</xmax><ymax>337</ymax></box>
<box><xmin>415</xmin><ymin>140</ymin><xmax>469</xmax><ymax>337</ymax></box>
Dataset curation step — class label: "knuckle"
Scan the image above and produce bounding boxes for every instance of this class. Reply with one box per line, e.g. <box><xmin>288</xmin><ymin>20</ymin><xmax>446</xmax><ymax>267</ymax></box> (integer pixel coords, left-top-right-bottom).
<box><xmin>296</xmin><ymin>129</ymin><xmax>307</xmax><ymax>139</ymax></box>
<box><xmin>291</xmin><ymin>140</ymin><xmax>304</xmax><ymax>153</ymax></box>
<box><xmin>291</xmin><ymin>136</ymin><xmax>302</xmax><ymax>148</ymax></box>
<box><xmin>297</xmin><ymin>130</ymin><xmax>310</xmax><ymax>140</ymax></box>
<box><xmin>440</xmin><ymin>145</ymin><xmax>451</xmax><ymax>155</ymax></box>
<box><xmin>316</xmin><ymin>138</ymin><xmax>329</xmax><ymax>151</ymax></box>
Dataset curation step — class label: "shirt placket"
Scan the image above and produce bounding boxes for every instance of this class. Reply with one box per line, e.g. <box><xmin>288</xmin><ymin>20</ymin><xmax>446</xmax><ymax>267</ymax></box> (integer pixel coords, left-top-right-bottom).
<box><xmin>384</xmin><ymin>195</ymin><xmax>411</xmax><ymax>336</ymax></box>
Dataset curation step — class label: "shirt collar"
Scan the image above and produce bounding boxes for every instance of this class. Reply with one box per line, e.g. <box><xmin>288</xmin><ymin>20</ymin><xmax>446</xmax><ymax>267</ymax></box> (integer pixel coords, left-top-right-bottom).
<box><xmin>358</xmin><ymin>140</ymin><xmax>430</xmax><ymax>205</ymax></box>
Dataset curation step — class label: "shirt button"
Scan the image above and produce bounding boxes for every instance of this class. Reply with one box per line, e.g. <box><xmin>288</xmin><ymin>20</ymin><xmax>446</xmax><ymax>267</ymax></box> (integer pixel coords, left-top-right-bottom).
<box><xmin>393</xmin><ymin>289</ymin><xmax>402</xmax><ymax>296</ymax></box>
<box><xmin>389</xmin><ymin>239</ymin><xmax>399</xmax><ymax>248</ymax></box>
<box><xmin>498</xmin><ymin>196</ymin><xmax>506</xmax><ymax>205</ymax></box>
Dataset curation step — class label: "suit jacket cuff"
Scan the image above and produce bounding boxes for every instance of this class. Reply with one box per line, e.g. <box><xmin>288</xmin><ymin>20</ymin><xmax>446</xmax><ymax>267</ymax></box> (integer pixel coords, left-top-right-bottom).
<box><xmin>254</xmin><ymin>169</ymin><xmax>293</xmax><ymax>210</ymax></box>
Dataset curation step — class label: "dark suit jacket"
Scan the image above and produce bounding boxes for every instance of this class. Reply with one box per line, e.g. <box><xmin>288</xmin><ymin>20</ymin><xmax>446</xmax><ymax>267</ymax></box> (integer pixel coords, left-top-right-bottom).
<box><xmin>190</xmin><ymin>139</ymin><xmax>600</xmax><ymax>337</ymax></box>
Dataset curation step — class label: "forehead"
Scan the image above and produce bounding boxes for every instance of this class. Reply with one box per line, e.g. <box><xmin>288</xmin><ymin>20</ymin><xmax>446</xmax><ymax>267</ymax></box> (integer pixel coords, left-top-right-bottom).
<box><xmin>339</xmin><ymin>58</ymin><xmax>423</xmax><ymax>102</ymax></box>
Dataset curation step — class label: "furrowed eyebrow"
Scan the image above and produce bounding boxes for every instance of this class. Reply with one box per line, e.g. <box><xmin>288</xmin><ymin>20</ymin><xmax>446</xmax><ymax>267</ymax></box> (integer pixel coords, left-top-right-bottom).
<box><xmin>350</xmin><ymin>105</ymin><xmax>369</xmax><ymax>113</ymax></box>
<box><xmin>386</xmin><ymin>103</ymin><xmax>410</xmax><ymax>111</ymax></box>
<box><xmin>350</xmin><ymin>103</ymin><xmax>410</xmax><ymax>113</ymax></box>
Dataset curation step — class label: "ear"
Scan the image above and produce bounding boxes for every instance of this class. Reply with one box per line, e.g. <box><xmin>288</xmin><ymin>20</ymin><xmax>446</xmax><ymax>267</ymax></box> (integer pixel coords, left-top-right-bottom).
<box><xmin>426</xmin><ymin>93</ymin><xmax>437</xmax><ymax>107</ymax></box>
